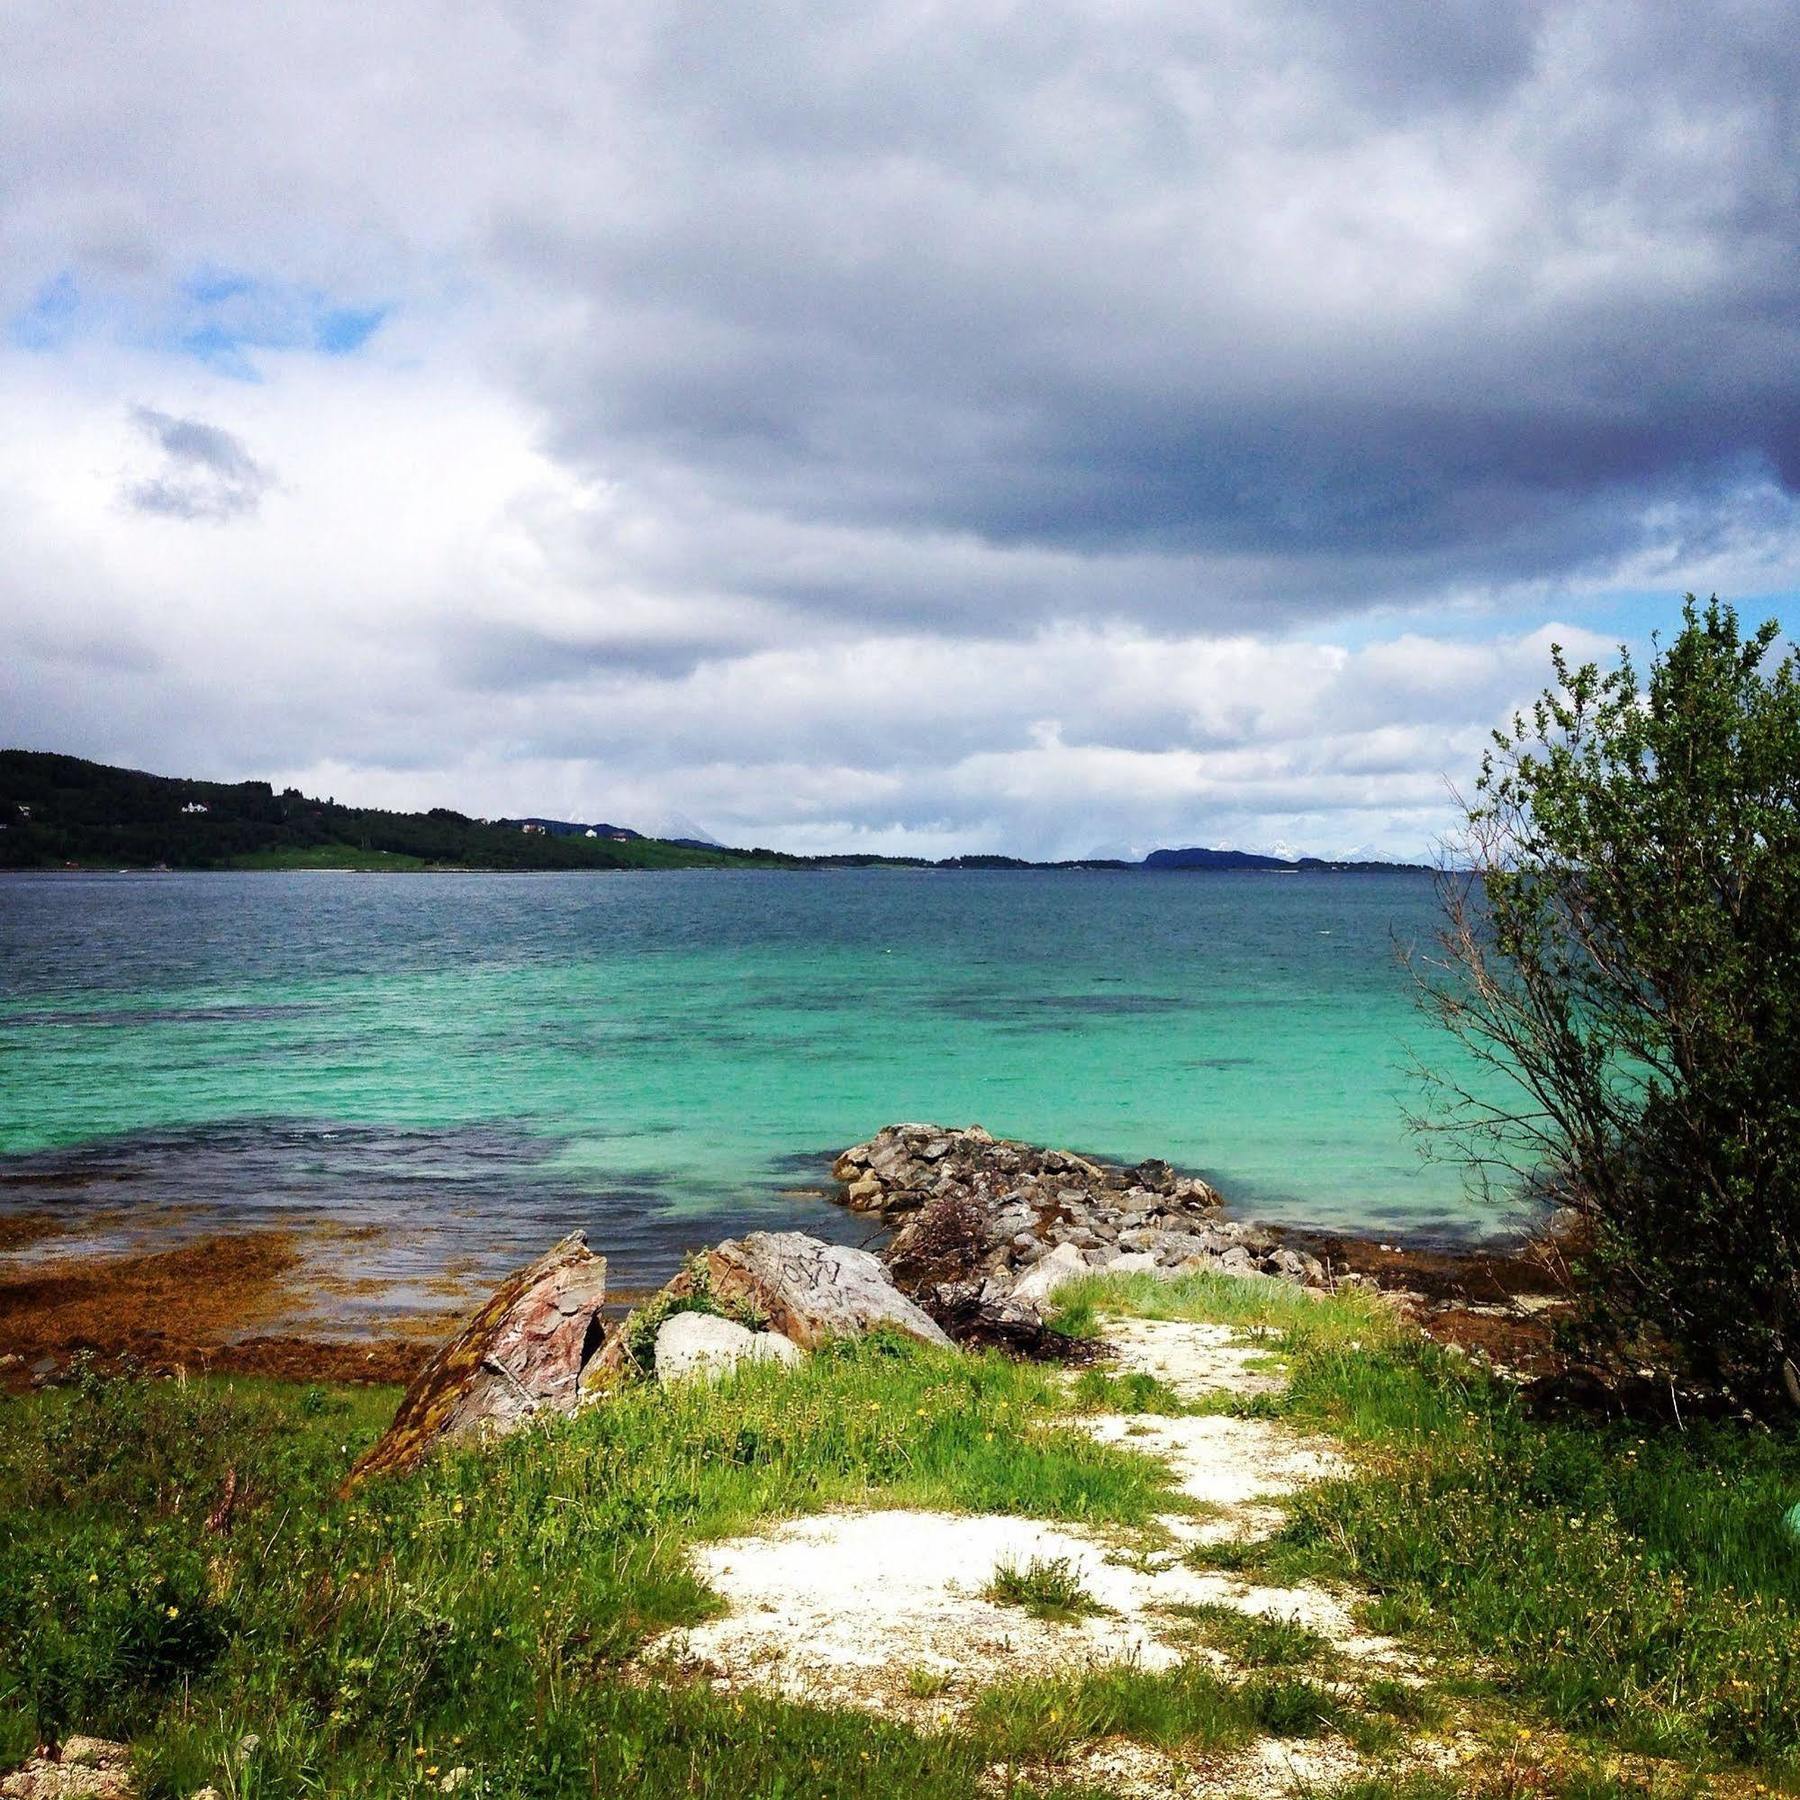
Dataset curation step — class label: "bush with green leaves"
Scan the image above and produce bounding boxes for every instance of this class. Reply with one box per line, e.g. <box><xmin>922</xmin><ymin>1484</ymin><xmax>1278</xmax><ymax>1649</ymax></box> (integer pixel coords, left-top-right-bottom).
<box><xmin>1417</xmin><ymin>596</ymin><xmax>1800</xmax><ymax>1403</ymax></box>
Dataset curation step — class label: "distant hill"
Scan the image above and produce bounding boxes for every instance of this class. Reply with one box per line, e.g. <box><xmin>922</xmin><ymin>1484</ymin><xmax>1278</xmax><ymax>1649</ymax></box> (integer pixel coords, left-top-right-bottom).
<box><xmin>0</xmin><ymin>749</ymin><xmax>1430</xmax><ymax>874</ymax></box>
<box><xmin>1145</xmin><ymin>845</ymin><xmax>1429</xmax><ymax>874</ymax></box>
<box><xmin>0</xmin><ymin>751</ymin><xmax>788</xmax><ymax>873</ymax></box>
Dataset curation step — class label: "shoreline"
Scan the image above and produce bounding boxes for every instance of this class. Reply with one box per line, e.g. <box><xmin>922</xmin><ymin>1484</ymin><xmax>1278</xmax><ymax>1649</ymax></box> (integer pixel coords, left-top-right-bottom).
<box><xmin>0</xmin><ymin>1202</ymin><xmax>1563</xmax><ymax>1395</ymax></box>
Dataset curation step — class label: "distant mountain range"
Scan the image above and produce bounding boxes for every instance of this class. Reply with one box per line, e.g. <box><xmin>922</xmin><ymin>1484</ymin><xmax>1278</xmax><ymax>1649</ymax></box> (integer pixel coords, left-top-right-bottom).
<box><xmin>0</xmin><ymin>751</ymin><xmax>1429</xmax><ymax>874</ymax></box>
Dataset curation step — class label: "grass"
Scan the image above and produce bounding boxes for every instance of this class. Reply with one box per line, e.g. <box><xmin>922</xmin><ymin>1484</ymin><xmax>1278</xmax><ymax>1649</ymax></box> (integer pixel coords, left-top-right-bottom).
<box><xmin>1064</xmin><ymin>1271</ymin><xmax>1800</xmax><ymax>1786</ymax></box>
<box><xmin>972</xmin><ymin>1659</ymin><xmax>1343</xmax><ymax>1761</ymax></box>
<box><xmin>1271</xmin><ymin>1336</ymin><xmax>1800</xmax><ymax>1776</ymax></box>
<box><xmin>1048</xmin><ymin>1265</ymin><xmax>1403</xmax><ymax>1353</ymax></box>
<box><xmin>982</xmin><ymin>1556</ymin><xmax>1109</xmax><ymax>1624</ymax></box>
<box><xmin>0</xmin><ymin>1338</ymin><xmax>1168</xmax><ymax>1797</ymax></box>
<box><xmin>1166</xmin><ymin>1600</ymin><xmax>1331</xmax><ymax>1667</ymax></box>
<box><xmin>9</xmin><ymin>1268</ymin><xmax>1800</xmax><ymax>1794</ymax></box>
<box><xmin>227</xmin><ymin>844</ymin><xmax>432</xmax><ymax>871</ymax></box>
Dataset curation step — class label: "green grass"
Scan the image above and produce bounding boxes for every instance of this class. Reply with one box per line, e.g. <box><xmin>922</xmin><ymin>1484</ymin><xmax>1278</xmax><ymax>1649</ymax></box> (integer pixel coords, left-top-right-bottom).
<box><xmin>227</xmin><ymin>844</ymin><xmax>432</xmax><ymax>870</ymax></box>
<box><xmin>1268</xmin><ymin>1336</ymin><xmax>1800</xmax><ymax>1775</ymax></box>
<box><xmin>1049</xmin><ymin>1265</ymin><xmax>1403</xmax><ymax>1354</ymax></box>
<box><xmin>1065</xmin><ymin>1367</ymin><xmax>1190</xmax><ymax>1415</ymax></box>
<box><xmin>1165</xmin><ymin>1601</ymin><xmax>1331</xmax><ymax>1667</ymax></box>
<box><xmin>10</xmin><ymin>1269</ymin><xmax>1800</xmax><ymax>1793</ymax></box>
<box><xmin>0</xmin><ymin>1337</ymin><xmax>1169</xmax><ymax>1797</ymax></box>
<box><xmin>1053</xmin><ymin>1269</ymin><xmax>1800</xmax><ymax>1785</ymax></box>
<box><xmin>971</xmin><ymin>1659</ymin><xmax>1342</xmax><ymax>1761</ymax></box>
<box><xmin>982</xmin><ymin>1556</ymin><xmax>1109</xmax><ymax>1624</ymax></box>
<box><xmin>1107</xmin><ymin>1297</ymin><xmax>1800</xmax><ymax>1779</ymax></box>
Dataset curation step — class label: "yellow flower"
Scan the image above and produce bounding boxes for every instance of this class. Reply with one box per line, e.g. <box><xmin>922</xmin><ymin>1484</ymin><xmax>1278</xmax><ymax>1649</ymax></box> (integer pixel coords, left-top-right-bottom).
<box><xmin>88</xmin><ymin>1573</ymin><xmax>99</xmax><ymax>1585</ymax></box>
<box><xmin>451</xmin><ymin>1500</ymin><xmax>465</xmax><ymax>1516</ymax></box>
<box><xmin>165</xmin><ymin>1605</ymin><xmax>181</xmax><ymax>1620</ymax></box>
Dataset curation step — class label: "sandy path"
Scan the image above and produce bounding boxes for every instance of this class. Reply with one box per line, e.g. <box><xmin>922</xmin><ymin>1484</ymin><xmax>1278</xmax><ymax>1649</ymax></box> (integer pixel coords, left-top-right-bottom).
<box><xmin>647</xmin><ymin>1316</ymin><xmax>1395</xmax><ymax>1717</ymax></box>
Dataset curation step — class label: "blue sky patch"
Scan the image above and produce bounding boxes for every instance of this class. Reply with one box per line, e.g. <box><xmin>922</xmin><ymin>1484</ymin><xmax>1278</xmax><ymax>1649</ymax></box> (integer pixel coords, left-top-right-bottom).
<box><xmin>6</xmin><ymin>267</ymin><xmax>389</xmax><ymax>374</ymax></box>
<box><xmin>315</xmin><ymin>305</ymin><xmax>387</xmax><ymax>355</ymax></box>
<box><xmin>8</xmin><ymin>272</ymin><xmax>81</xmax><ymax>351</ymax></box>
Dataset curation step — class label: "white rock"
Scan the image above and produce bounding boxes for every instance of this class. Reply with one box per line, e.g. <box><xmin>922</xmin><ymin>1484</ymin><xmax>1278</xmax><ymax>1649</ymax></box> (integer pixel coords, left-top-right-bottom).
<box><xmin>752</xmin><ymin>1330</ymin><xmax>805</xmax><ymax>1368</ymax></box>
<box><xmin>655</xmin><ymin>1310</ymin><xmax>804</xmax><ymax>1382</ymax></box>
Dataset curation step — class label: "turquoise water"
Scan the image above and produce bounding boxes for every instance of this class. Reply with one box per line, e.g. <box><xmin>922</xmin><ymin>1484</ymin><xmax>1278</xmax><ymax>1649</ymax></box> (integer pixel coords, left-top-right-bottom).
<box><xmin>0</xmin><ymin>869</ymin><xmax>1515</xmax><ymax>1293</ymax></box>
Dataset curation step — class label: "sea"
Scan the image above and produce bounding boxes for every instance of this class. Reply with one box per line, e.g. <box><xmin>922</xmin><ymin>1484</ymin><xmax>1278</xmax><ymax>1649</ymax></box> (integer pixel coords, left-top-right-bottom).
<box><xmin>0</xmin><ymin>868</ymin><xmax>1523</xmax><ymax>1318</ymax></box>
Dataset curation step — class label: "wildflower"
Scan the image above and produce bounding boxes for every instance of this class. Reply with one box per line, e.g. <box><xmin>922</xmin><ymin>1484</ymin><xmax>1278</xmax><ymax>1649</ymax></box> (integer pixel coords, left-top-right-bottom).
<box><xmin>415</xmin><ymin>1748</ymin><xmax>427</xmax><ymax>1759</ymax></box>
<box><xmin>451</xmin><ymin>1500</ymin><xmax>465</xmax><ymax>1516</ymax></box>
<box><xmin>165</xmin><ymin>1605</ymin><xmax>181</xmax><ymax>1620</ymax></box>
<box><xmin>88</xmin><ymin>1573</ymin><xmax>99</xmax><ymax>1585</ymax></box>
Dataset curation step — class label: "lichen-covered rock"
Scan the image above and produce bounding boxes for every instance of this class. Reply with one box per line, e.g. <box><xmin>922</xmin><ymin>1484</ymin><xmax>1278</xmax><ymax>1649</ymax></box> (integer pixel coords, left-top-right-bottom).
<box><xmin>347</xmin><ymin>1233</ymin><xmax>607</xmax><ymax>1482</ymax></box>
<box><xmin>654</xmin><ymin>1310</ymin><xmax>803</xmax><ymax>1381</ymax></box>
<box><xmin>689</xmin><ymin>1231</ymin><xmax>952</xmax><ymax>1351</ymax></box>
<box><xmin>2</xmin><ymin>1737</ymin><xmax>133</xmax><ymax>1799</ymax></box>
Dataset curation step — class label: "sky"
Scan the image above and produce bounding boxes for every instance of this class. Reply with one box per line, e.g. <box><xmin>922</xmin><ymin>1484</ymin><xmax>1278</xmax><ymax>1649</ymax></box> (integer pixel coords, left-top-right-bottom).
<box><xmin>3</xmin><ymin>1</ymin><xmax>1797</xmax><ymax>861</ymax></box>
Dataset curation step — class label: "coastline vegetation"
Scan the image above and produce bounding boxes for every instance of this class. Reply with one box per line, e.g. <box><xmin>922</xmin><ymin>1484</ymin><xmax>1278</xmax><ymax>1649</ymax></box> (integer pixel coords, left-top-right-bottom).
<box><xmin>1418</xmin><ymin>596</ymin><xmax>1800</xmax><ymax>1406</ymax></box>
<box><xmin>5</xmin><ymin>1269</ymin><xmax>1798</xmax><ymax>1796</ymax></box>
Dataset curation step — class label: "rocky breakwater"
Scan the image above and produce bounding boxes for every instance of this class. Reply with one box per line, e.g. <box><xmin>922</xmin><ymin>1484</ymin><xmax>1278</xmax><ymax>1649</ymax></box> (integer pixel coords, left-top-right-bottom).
<box><xmin>832</xmin><ymin>1124</ymin><xmax>1327</xmax><ymax>1331</ymax></box>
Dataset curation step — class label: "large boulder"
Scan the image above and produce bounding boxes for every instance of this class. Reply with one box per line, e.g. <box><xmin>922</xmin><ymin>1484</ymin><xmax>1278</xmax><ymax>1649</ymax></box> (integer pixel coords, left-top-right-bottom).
<box><xmin>348</xmin><ymin>1233</ymin><xmax>608</xmax><ymax>1482</ymax></box>
<box><xmin>687</xmin><ymin>1231</ymin><xmax>952</xmax><ymax>1351</ymax></box>
<box><xmin>654</xmin><ymin>1310</ymin><xmax>802</xmax><ymax>1382</ymax></box>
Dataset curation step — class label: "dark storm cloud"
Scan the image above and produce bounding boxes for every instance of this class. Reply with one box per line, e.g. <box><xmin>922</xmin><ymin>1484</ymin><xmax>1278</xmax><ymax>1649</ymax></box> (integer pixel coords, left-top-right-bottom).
<box><xmin>124</xmin><ymin>406</ymin><xmax>272</xmax><ymax>521</ymax></box>
<box><xmin>493</xmin><ymin>0</ymin><xmax>1800</xmax><ymax>622</ymax></box>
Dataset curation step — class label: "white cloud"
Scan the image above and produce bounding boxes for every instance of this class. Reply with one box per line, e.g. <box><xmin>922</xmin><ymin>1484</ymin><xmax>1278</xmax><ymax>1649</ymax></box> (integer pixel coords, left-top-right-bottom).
<box><xmin>2</xmin><ymin>0</ymin><xmax>1796</xmax><ymax>856</ymax></box>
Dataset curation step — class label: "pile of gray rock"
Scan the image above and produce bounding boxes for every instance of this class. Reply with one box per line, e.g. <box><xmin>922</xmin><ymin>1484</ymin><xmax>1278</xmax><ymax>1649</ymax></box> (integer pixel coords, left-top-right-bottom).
<box><xmin>833</xmin><ymin>1123</ymin><xmax>1327</xmax><ymax>1308</ymax></box>
<box><xmin>344</xmin><ymin>1127</ymin><xmax>1334</xmax><ymax>1480</ymax></box>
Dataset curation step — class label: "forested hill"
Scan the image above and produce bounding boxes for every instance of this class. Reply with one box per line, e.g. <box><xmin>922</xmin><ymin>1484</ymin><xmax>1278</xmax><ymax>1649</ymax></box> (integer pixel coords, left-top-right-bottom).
<box><xmin>0</xmin><ymin>751</ymin><xmax>848</xmax><ymax>872</ymax></box>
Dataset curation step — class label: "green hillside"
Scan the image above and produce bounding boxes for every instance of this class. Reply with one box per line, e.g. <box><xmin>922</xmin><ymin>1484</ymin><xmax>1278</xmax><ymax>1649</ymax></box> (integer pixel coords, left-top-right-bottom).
<box><xmin>0</xmin><ymin>751</ymin><xmax>806</xmax><ymax>872</ymax></box>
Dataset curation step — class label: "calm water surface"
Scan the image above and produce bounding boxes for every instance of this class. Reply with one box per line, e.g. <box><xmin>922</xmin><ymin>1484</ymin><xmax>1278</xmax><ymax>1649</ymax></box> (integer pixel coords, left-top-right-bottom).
<box><xmin>0</xmin><ymin>869</ymin><xmax>1516</xmax><ymax>1300</ymax></box>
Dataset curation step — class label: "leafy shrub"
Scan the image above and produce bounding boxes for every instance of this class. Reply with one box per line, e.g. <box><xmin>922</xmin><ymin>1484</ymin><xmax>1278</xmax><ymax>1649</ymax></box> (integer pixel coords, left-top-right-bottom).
<box><xmin>1419</xmin><ymin>597</ymin><xmax>1800</xmax><ymax>1403</ymax></box>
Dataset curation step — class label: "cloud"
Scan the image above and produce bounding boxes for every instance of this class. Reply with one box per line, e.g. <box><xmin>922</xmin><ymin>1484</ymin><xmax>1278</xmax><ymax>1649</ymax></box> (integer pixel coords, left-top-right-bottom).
<box><xmin>0</xmin><ymin>1</ymin><xmax>1797</xmax><ymax>854</ymax></box>
<box><xmin>123</xmin><ymin>406</ymin><xmax>273</xmax><ymax>521</ymax></box>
